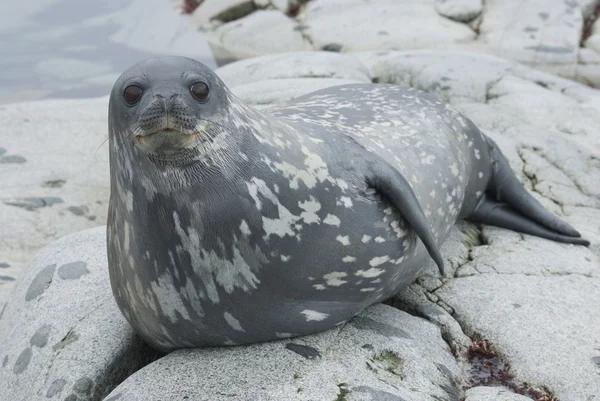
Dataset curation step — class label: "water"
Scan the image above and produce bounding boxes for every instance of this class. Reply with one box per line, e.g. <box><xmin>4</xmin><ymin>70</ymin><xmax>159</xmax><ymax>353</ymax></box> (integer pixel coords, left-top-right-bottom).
<box><xmin>0</xmin><ymin>0</ymin><xmax>217</xmax><ymax>104</ymax></box>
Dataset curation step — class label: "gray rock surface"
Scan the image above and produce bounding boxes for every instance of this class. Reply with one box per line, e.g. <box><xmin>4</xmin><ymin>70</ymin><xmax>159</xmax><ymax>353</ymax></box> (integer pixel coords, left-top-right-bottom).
<box><xmin>477</xmin><ymin>0</ymin><xmax>582</xmax><ymax>74</ymax></box>
<box><xmin>229</xmin><ymin>78</ymin><xmax>366</xmax><ymax>107</ymax></box>
<box><xmin>435</xmin><ymin>0</ymin><xmax>482</xmax><ymax>22</ymax></box>
<box><xmin>0</xmin><ymin>226</ymin><xmax>159</xmax><ymax>401</ymax></box>
<box><xmin>3</xmin><ymin>47</ymin><xmax>600</xmax><ymax>399</ymax></box>
<box><xmin>189</xmin><ymin>0</ymin><xmax>600</xmax><ymax>87</ymax></box>
<box><xmin>210</xmin><ymin>10</ymin><xmax>312</xmax><ymax>58</ymax></box>
<box><xmin>464</xmin><ymin>387</ymin><xmax>532</xmax><ymax>401</ymax></box>
<box><xmin>215</xmin><ymin>51</ymin><xmax>372</xmax><ymax>87</ymax></box>
<box><xmin>300</xmin><ymin>0</ymin><xmax>475</xmax><ymax>52</ymax></box>
<box><xmin>105</xmin><ymin>303</ymin><xmax>462</xmax><ymax>401</ymax></box>
<box><xmin>0</xmin><ymin>97</ymin><xmax>111</xmax><ymax>311</ymax></box>
<box><xmin>191</xmin><ymin>0</ymin><xmax>255</xmax><ymax>24</ymax></box>
<box><xmin>437</xmin><ymin>267</ymin><xmax>600</xmax><ymax>401</ymax></box>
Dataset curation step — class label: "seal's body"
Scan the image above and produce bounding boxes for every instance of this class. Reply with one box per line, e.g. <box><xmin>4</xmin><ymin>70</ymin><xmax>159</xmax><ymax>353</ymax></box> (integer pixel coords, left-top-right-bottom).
<box><xmin>107</xmin><ymin>56</ymin><xmax>588</xmax><ymax>352</ymax></box>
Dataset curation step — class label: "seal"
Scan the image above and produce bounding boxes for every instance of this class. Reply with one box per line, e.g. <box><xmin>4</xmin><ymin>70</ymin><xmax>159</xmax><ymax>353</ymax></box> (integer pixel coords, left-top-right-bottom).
<box><xmin>106</xmin><ymin>56</ymin><xmax>589</xmax><ymax>352</ymax></box>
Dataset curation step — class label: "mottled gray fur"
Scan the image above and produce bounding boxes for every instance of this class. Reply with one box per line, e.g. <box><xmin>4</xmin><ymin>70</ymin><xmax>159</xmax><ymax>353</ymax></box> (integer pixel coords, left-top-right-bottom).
<box><xmin>107</xmin><ymin>56</ymin><xmax>586</xmax><ymax>352</ymax></box>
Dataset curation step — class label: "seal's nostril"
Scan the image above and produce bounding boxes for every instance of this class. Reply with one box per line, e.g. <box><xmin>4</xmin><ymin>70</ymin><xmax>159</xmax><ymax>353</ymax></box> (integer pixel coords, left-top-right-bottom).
<box><xmin>167</xmin><ymin>93</ymin><xmax>179</xmax><ymax>110</ymax></box>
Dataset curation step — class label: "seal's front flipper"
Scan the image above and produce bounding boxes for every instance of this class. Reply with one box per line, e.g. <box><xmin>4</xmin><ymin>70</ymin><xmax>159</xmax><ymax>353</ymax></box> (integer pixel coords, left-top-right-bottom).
<box><xmin>467</xmin><ymin>197</ymin><xmax>590</xmax><ymax>246</ymax></box>
<box><xmin>484</xmin><ymin>136</ymin><xmax>587</xmax><ymax>241</ymax></box>
<box><xmin>366</xmin><ymin>164</ymin><xmax>445</xmax><ymax>276</ymax></box>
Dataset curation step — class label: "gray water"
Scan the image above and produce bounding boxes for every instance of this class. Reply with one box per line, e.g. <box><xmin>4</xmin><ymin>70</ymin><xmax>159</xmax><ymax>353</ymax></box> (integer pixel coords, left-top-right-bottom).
<box><xmin>0</xmin><ymin>0</ymin><xmax>217</xmax><ymax>104</ymax></box>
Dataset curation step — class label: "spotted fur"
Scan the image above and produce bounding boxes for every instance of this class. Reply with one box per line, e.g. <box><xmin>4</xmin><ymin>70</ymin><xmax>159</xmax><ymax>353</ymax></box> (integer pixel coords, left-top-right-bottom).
<box><xmin>107</xmin><ymin>56</ymin><xmax>586</xmax><ymax>352</ymax></box>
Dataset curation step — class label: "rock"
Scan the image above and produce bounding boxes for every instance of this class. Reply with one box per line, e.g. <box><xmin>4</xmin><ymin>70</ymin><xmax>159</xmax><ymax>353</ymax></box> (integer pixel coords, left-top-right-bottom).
<box><xmin>586</xmin><ymin>32</ymin><xmax>600</xmax><ymax>53</ymax></box>
<box><xmin>229</xmin><ymin>78</ymin><xmax>366</xmax><ymax>108</ymax></box>
<box><xmin>254</xmin><ymin>0</ymin><xmax>292</xmax><ymax>13</ymax></box>
<box><xmin>0</xmin><ymin>226</ymin><xmax>159</xmax><ymax>401</ymax></box>
<box><xmin>435</xmin><ymin>0</ymin><xmax>483</xmax><ymax>23</ymax></box>
<box><xmin>436</xmin><ymin>258</ymin><xmax>600</xmax><ymax>400</ymax></box>
<box><xmin>3</xmin><ymin>48</ymin><xmax>600</xmax><ymax>400</ymax></box>
<box><xmin>191</xmin><ymin>0</ymin><xmax>255</xmax><ymax>24</ymax></box>
<box><xmin>0</xmin><ymin>97</ymin><xmax>110</xmax><ymax>311</ymax></box>
<box><xmin>215</xmin><ymin>51</ymin><xmax>371</xmax><ymax>88</ymax></box>
<box><xmin>477</xmin><ymin>0</ymin><xmax>583</xmax><ymax>78</ymax></box>
<box><xmin>208</xmin><ymin>10</ymin><xmax>312</xmax><ymax>58</ymax></box>
<box><xmin>464</xmin><ymin>387</ymin><xmax>532</xmax><ymax>401</ymax></box>
<box><xmin>105</xmin><ymin>304</ymin><xmax>462</xmax><ymax>401</ymax></box>
<box><xmin>577</xmin><ymin>47</ymin><xmax>600</xmax><ymax>88</ymax></box>
<box><xmin>302</xmin><ymin>0</ymin><xmax>475</xmax><ymax>52</ymax></box>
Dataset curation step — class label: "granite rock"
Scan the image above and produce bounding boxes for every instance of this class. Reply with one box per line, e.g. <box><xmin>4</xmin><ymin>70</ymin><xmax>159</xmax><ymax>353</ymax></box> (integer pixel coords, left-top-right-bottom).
<box><xmin>105</xmin><ymin>304</ymin><xmax>462</xmax><ymax>401</ymax></box>
<box><xmin>191</xmin><ymin>0</ymin><xmax>255</xmax><ymax>24</ymax></box>
<box><xmin>477</xmin><ymin>0</ymin><xmax>583</xmax><ymax>77</ymax></box>
<box><xmin>208</xmin><ymin>10</ymin><xmax>311</xmax><ymax>58</ymax></box>
<box><xmin>436</xmin><ymin>273</ymin><xmax>600</xmax><ymax>401</ymax></box>
<box><xmin>215</xmin><ymin>50</ymin><xmax>371</xmax><ymax>88</ymax></box>
<box><xmin>0</xmin><ymin>97</ymin><xmax>111</xmax><ymax>311</ymax></box>
<box><xmin>188</xmin><ymin>0</ymin><xmax>600</xmax><ymax>87</ymax></box>
<box><xmin>435</xmin><ymin>0</ymin><xmax>483</xmax><ymax>23</ymax></box>
<box><xmin>464</xmin><ymin>387</ymin><xmax>533</xmax><ymax>401</ymax></box>
<box><xmin>3</xmin><ymin>47</ymin><xmax>600</xmax><ymax>400</ymax></box>
<box><xmin>0</xmin><ymin>226</ymin><xmax>159</xmax><ymax>401</ymax></box>
<box><xmin>301</xmin><ymin>0</ymin><xmax>475</xmax><ymax>52</ymax></box>
<box><xmin>229</xmin><ymin>78</ymin><xmax>366</xmax><ymax>108</ymax></box>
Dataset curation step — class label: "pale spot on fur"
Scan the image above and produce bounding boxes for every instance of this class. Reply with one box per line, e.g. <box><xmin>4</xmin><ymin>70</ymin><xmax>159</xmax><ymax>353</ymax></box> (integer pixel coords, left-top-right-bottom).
<box><xmin>360</xmin><ymin>288</ymin><xmax>376</xmax><ymax>292</ymax></box>
<box><xmin>324</xmin><ymin>214</ymin><xmax>341</xmax><ymax>226</ymax></box>
<box><xmin>301</xmin><ymin>309</ymin><xmax>329</xmax><ymax>321</ymax></box>
<box><xmin>313</xmin><ymin>284</ymin><xmax>326</xmax><ymax>290</ymax></box>
<box><xmin>299</xmin><ymin>196</ymin><xmax>321</xmax><ymax>224</ymax></box>
<box><xmin>342</xmin><ymin>255</ymin><xmax>356</xmax><ymax>263</ymax></box>
<box><xmin>281</xmin><ymin>255</ymin><xmax>291</xmax><ymax>262</ymax></box>
<box><xmin>239</xmin><ymin>220</ymin><xmax>251</xmax><ymax>236</ymax></box>
<box><xmin>336</xmin><ymin>235</ymin><xmax>350</xmax><ymax>246</ymax></box>
<box><xmin>450</xmin><ymin>164</ymin><xmax>459</xmax><ymax>177</ymax></box>
<box><xmin>338</xmin><ymin>196</ymin><xmax>353</xmax><ymax>208</ymax></box>
<box><xmin>374</xmin><ymin>236</ymin><xmax>386</xmax><ymax>243</ymax></box>
<box><xmin>361</xmin><ymin>235</ymin><xmax>372</xmax><ymax>243</ymax></box>
<box><xmin>356</xmin><ymin>267</ymin><xmax>385</xmax><ymax>278</ymax></box>
<box><xmin>323</xmin><ymin>271</ymin><xmax>347</xmax><ymax>286</ymax></box>
<box><xmin>369</xmin><ymin>256</ymin><xmax>390</xmax><ymax>267</ymax></box>
<box><xmin>224</xmin><ymin>312</ymin><xmax>245</xmax><ymax>332</ymax></box>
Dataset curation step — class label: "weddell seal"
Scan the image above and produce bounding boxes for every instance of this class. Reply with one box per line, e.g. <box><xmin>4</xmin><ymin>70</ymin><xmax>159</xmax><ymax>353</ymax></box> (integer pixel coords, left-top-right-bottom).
<box><xmin>106</xmin><ymin>56</ymin><xmax>589</xmax><ymax>352</ymax></box>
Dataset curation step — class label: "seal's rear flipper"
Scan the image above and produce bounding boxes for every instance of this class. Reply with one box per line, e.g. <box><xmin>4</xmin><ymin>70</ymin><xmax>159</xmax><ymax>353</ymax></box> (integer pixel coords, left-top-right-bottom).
<box><xmin>367</xmin><ymin>164</ymin><xmax>446</xmax><ymax>276</ymax></box>
<box><xmin>481</xmin><ymin>135</ymin><xmax>588</xmax><ymax>244</ymax></box>
<box><xmin>467</xmin><ymin>198</ymin><xmax>590</xmax><ymax>246</ymax></box>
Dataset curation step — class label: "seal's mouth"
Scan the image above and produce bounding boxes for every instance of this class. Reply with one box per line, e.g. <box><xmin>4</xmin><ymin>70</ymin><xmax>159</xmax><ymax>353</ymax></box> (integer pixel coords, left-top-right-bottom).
<box><xmin>135</xmin><ymin>128</ymin><xmax>178</xmax><ymax>141</ymax></box>
<box><xmin>133</xmin><ymin>122</ymin><xmax>211</xmax><ymax>156</ymax></box>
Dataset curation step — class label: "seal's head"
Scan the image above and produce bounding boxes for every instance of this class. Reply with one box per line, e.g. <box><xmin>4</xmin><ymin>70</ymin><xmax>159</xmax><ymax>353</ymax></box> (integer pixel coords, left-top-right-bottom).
<box><xmin>108</xmin><ymin>56</ymin><xmax>231</xmax><ymax>156</ymax></box>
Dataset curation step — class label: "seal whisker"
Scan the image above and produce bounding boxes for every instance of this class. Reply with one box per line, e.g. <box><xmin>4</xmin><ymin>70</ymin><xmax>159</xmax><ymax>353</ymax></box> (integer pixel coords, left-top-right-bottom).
<box><xmin>95</xmin><ymin>122</ymin><xmax>143</xmax><ymax>156</ymax></box>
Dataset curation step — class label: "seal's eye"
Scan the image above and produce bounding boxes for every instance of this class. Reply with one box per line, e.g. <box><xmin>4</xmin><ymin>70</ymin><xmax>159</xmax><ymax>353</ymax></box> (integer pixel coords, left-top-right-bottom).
<box><xmin>190</xmin><ymin>82</ymin><xmax>209</xmax><ymax>102</ymax></box>
<box><xmin>123</xmin><ymin>85</ymin><xmax>143</xmax><ymax>105</ymax></box>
